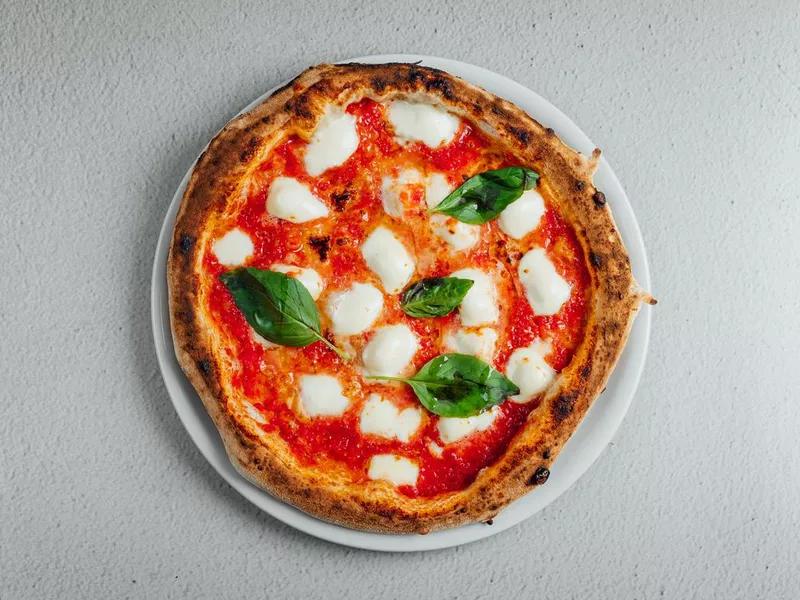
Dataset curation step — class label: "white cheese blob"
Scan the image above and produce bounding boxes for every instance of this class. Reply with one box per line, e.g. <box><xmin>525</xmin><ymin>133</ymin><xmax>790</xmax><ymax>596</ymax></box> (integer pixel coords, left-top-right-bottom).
<box><xmin>270</xmin><ymin>264</ymin><xmax>324</xmax><ymax>300</ymax></box>
<box><xmin>361</xmin><ymin>226</ymin><xmax>415</xmax><ymax>294</ymax></box>
<box><xmin>303</xmin><ymin>107</ymin><xmax>359</xmax><ymax>176</ymax></box>
<box><xmin>430</xmin><ymin>214</ymin><xmax>480</xmax><ymax>251</ymax></box>
<box><xmin>212</xmin><ymin>228</ymin><xmax>254</xmax><ymax>266</ymax></box>
<box><xmin>506</xmin><ymin>340</ymin><xmax>556</xmax><ymax>404</ymax></box>
<box><xmin>359</xmin><ymin>394</ymin><xmax>422</xmax><ymax>442</ymax></box>
<box><xmin>361</xmin><ymin>324</ymin><xmax>418</xmax><ymax>377</ymax></box>
<box><xmin>518</xmin><ymin>248</ymin><xmax>571</xmax><ymax>316</ymax></box>
<box><xmin>437</xmin><ymin>406</ymin><xmax>499</xmax><ymax>444</ymax></box>
<box><xmin>367</xmin><ymin>454</ymin><xmax>419</xmax><ymax>487</ymax></box>
<box><xmin>498</xmin><ymin>188</ymin><xmax>546</xmax><ymax>239</ymax></box>
<box><xmin>428</xmin><ymin>442</ymin><xmax>444</xmax><ymax>457</ymax></box>
<box><xmin>381</xmin><ymin>169</ymin><xmax>423</xmax><ymax>218</ymax></box>
<box><xmin>450</xmin><ymin>268</ymin><xmax>499</xmax><ymax>326</ymax></box>
<box><xmin>325</xmin><ymin>283</ymin><xmax>384</xmax><ymax>335</ymax></box>
<box><xmin>267</xmin><ymin>177</ymin><xmax>329</xmax><ymax>223</ymax></box>
<box><xmin>298</xmin><ymin>374</ymin><xmax>350</xmax><ymax>416</ymax></box>
<box><xmin>387</xmin><ymin>101</ymin><xmax>460</xmax><ymax>147</ymax></box>
<box><xmin>444</xmin><ymin>327</ymin><xmax>498</xmax><ymax>363</ymax></box>
<box><xmin>424</xmin><ymin>172</ymin><xmax>453</xmax><ymax>209</ymax></box>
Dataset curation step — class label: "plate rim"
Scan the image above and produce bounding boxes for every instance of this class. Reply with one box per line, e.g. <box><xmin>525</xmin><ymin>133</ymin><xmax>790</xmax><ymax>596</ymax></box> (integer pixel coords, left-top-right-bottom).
<box><xmin>150</xmin><ymin>53</ymin><xmax>652</xmax><ymax>552</ymax></box>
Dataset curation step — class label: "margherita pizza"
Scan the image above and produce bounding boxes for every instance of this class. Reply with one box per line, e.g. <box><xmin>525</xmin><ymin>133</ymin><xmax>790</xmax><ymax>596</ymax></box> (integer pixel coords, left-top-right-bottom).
<box><xmin>168</xmin><ymin>62</ymin><xmax>652</xmax><ymax>533</ymax></box>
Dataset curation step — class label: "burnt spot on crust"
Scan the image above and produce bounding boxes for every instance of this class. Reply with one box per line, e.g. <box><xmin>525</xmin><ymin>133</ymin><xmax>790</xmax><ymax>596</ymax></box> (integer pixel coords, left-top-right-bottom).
<box><xmin>284</xmin><ymin>95</ymin><xmax>313</xmax><ymax>119</ymax></box>
<box><xmin>178</xmin><ymin>234</ymin><xmax>196</xmax><ymax>255</ymax></box>
<box><xmin>424</xmin><ymin>75</ymin><xmax>455</xmax><ymax>101</ymax></box>
<box><xmin>553</xmin><ymin>392</ymin><xmax>577</xmax><ymax>422</ymax></box>
<box><xmin>371</xmin><ymin>76</ymin><xmax>387</xmax><ymax>93</ymax></box>
<box><xmin>545</xmin><ymin>127</ymin><xmax>556</xmax><ymax>136</ymax></box>
<box><xmin>528</xmin><ymin>467</ymin><xmax>550</xmax><ymax>486</ymax></box>
<box><xmin>589</xmin><ymin>252</ymin><xmax>602</xmax><ymax>268</ymax></box>
<box><xmin>484</xmin><ymin>519</ymin><xmax>494</xmax><ymax>525</ymax></box>
<box><xmin>542</xmin><ymin>449</ymin><xmax>551</xmax><ymax>459</ymax></box>
<box><xmin>491</xmin><ymin>102</ymin><xmax>510</xmax><ymax>118</ymax></box>
<box><xmin>593</xmin><ymin>191</ymin><xmax>607</xmax><ymax>207</ymax></box>
<box><xmin>575</xmin><ymin>180</ymin><xmax>585</xmax><ymax>191</ymax></box>
<box><xmin>508</xmin><ymin>126</ymin><xmax>532</xmax><ymax>145</ymax></box>
<box><xmin>331</xmin><ymin>191</ymin><xmax>351</xmax><ymax>212</ymax></box>
<box><xmin>582</xmin><ymin>365</ymin><xmax>592</xmax><ymax>379</ymax></box>
<box><xmin>309</xmin><ymin>236</ymin><xmax>331</xmax><ymax>261</ymax></box>
<box><xmin>407</xmin><ymin>67</ymin><xmax>425</xmax><ymax>86</ymax></box>
<box><xmin>198</xmin><ymin>359</ymin><xmax>211</xmax><ymax>375</ymax></box>
<box><xmin>239</xmin><ymin>137</ymin><xmax>260</xmax><ymax>163</ymax></box>
<box><xmin>261</xmin><ymin>116</ymin><xmax>271</xmax><ymax>124</ymax></box>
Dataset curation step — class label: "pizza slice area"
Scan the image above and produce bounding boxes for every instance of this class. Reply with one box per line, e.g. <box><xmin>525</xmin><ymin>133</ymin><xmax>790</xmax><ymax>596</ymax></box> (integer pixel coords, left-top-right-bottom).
<box><xmin>197</xmin><ymin>97</ymin><xmax>590</xmax><ymax>497</ymax></box>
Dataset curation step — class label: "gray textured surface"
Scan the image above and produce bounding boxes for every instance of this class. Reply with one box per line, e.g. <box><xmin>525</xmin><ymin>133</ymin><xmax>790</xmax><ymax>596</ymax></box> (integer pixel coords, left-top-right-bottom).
<box><xmin>2</xmin><ymin>0</ymin><xmax>799</xmax><ymax>598</ymax></box>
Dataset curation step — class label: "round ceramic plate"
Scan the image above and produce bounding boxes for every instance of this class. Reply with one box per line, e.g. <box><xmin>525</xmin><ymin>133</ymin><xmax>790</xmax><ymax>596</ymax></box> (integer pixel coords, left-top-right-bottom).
<box><xmin>151</xmin><ymin>54</ymin><xmax>652</xmax><ymax>552</ymax></box>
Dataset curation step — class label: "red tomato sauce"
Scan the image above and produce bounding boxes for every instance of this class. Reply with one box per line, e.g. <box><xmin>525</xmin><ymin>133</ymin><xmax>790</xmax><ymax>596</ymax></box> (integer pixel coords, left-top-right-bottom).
<box><xmin>204</xmin><ymin>98</ymin><xmax>590</xmax><ymax>498</ymax></box>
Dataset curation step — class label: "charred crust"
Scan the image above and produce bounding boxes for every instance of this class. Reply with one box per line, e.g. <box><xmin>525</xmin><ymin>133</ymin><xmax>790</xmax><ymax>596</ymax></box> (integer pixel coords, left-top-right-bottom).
<box><xmin>284</xmin><ymin>95</ymin><xmax>313</xmax><ymax>119</ymax></box>
<box><xmin>239</xmin><ymin>137</ymin><xmax>260</xmax><ymax>163</ymax></box>
<box><xmin>423</xmin><ymin>75</ymin><xmax>455</xmax><ymax>101</ymax></box>
<box><xmin>589</xmin><ymin>252</ymin><xmax>602</xmax><ymax>267</ymax></box>
<box><xmin>371</xmin><ymin>76</ymin><xmax>387</xmax><ymax>93</ymax></box>
<box><xmin>542</xmin><ymin>450</ymin><xmax>551</xmax><ymax>459</ymax></box>
<box><xmin>197</xmin><ymin>359</ymin><xmax>211</xmax><ymax>375</ymax></box>
<box><xmin>178</xmin><ymin>234</ymin><xmax>196</xmax><ymax>255</ymax></box>
<box><xmin>593</xmin><ymin>191</ymin><xmax>606</xmax><ymax>207</ymax></box>
<box><xmin>575</xmin><ymin>180</ymin><xmax>585</xmax><ymax>191</ymax></box>
<box><xmin>545</xmin><ymin>127</ymin><xmax>556</xmax><ymax>136</ymax></box>
<box><xmin>261</xmin><ymin>116</ymin><xmax>271</xmax><ymax>124</ymax></box>
<box><xmin>309</xmin><ymin>236</ymin><xmax>331</xmax><ymax>261</ymax></box>
<box><xmin>553</xmin><ymin>393</ymin><xmax>577</xmax><ymax>422</ymax></box>
<box><xmin>528</xmin><ymin>467</ymin><xmax>550</xmax><ymax>486</ymax></box>
<box><xmin>508</xmin><ymin>126</ymin><xmax>532</xmax><ymax>145</ymax></box>
<box><xmin>484</xmin><ymin>519</ymin><xmax>494</xmax><ymax>525</ymax></box>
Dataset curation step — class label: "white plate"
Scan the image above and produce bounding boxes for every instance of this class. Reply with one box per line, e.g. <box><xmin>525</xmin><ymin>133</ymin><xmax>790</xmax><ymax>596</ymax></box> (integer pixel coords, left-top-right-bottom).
<box><xmin>151</xmin><ymin>54</ymin><xmax>652</xmax><ymax>552</ymax></box>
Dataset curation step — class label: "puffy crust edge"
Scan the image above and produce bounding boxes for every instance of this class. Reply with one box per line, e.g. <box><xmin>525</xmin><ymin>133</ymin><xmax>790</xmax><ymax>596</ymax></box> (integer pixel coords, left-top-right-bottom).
<box><xmin>167</xmin><ymin>62</ymin><xmax>650</xmax><ymax>534</ymax></box>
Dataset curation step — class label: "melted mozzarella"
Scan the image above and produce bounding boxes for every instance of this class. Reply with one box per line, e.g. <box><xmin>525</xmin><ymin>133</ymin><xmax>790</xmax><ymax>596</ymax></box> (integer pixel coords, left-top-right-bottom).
<box><xmin>424</xmin><ymin>172</ymin><xmax>453</xmax><ymax>209</ymax></box>
<box><xmin>430</xmin><ymin>214</ymin><xmax>480</xmax><ymax>251</ymax></box>
<box><xmin>367</xmin><ymin>454</ymin><xmax>419</xmax><ymax>487</ymax></box>
<box><xmin>212</xmin><ymin>228</ymin><xmax>253</xmax><ymax>266</ymax></box>
<box><xmin>506</xmin><ymin>340</ymin><xmax>556</xmax><ymax>404</ymax></box>
<box><xmin>298</xmin><ymin>374</ymin><xmax>350</xmax><ymax>416</ymax></box>
<box><xmin>325</xmin><ymin>283</ymin><xmax>384</xmax><ymax>335</ymax></box>
<box><xmin>437</xmin><ymin>406</ymin><xmax>499</xmax><ymax>444</ymax></box>
<box><xmin>359</xmin><ymin>394</ymin><xmax>422</xmax><ymax>442</ymax></box>
<box><xmin>387</xmin><ymin>101</ymin><xmax>460</xmax><ymax>147</ymax></box>
<box><xmin>303</xmin><ymin>107</ymin><xmax>359</xmax><ymax>176</ymax></box>
<box><xmin>271</xmin><ymin>264</ymin><xmax>324</xmax><ymax>300</ymax></box>
<box><xmin>267</xmin><ymin>177</ymin><xmax>329</xmax><ymax>223</ymax></box>
<box><xmin>498</xmin><ymin>188</ymin><xmax>545</xmax><ymax>239</ymax></box>
<box><xmin>381</xmin><ymin>169</ymin><xmax>423</xmax><ymax>218</ymax></box>
<box><xmin>428</xmin><ymin>441</ymin><xmax>444</xmax><ymax>457</ymax></box>
<box><xmin>444</xmin><ymin>327</ymin><xmax>498</xmax><ymax>363</ymax></box>
<box><xmin>450</xmin><ymin>268</ymin><xmax>499</xmax><ymax>326</ymax></box>
<box><xmin>361</xmin><ymin>324</ymin><xmax>418</xmax><ymax>376</ymax></box>
<box><xmin>518</xmin><ymin>248</ymin><xmax>571</xmax><ymax>316</ymax></box>
<box><xmin>361</xmin><ymin>226</ymin><xmax>415</xmax><ymax>294</ymax></box>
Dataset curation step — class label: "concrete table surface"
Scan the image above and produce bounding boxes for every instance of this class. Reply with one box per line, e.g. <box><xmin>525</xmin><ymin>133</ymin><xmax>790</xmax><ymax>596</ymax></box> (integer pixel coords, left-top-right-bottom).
<box><xmin>2</xmin><ymin>1</ymin><xmax>799</xmax><ymax>598</ymax></box>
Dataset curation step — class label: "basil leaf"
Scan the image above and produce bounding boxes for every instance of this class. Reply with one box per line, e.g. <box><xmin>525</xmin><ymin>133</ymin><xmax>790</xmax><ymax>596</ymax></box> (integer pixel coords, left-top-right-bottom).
<box><xmin>400</xmin><ymin>277</ymin><xmax>474</xmax><ymax>318</ymax></box>
<box><xmin>429</xmin><ymin>167</ymin><xmax>539</xmax><ymax>224</ymax></box>
<box><xmin>219</xmin><ymin>267</ymin><xmax>349</xmax><ymax>360</ymax></box>
<box><xmin>367</xmin><ymin>353</ymin><xmax>519</xmax><ymax>418</ymax></box>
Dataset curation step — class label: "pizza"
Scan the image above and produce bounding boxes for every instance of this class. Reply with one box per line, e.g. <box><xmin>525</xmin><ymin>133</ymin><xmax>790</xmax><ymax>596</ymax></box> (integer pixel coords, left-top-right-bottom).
<box><xmin>168</xmin><ymin>62</ymin><xmax>652</xmax><ymax>534</ymax></box>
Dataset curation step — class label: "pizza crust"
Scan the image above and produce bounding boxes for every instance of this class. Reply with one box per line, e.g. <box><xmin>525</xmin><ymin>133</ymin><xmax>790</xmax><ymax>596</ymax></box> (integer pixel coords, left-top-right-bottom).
<box><xmin>167</xmin><ymin>62</ymin><xmax>651</xmax><ymax>533</ymax></box>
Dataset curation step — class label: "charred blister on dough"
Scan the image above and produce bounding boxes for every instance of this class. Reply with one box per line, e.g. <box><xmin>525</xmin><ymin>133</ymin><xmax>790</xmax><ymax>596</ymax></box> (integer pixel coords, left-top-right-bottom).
<box><xmin>528</xmin><ymin>466</ymin><xmax>550</xmax><ymax>486</ymax></box>
<box><xmin>593</xmin><ymin>191</ymin><xmax>607</xmax><ymax>207</ymax></box>
<box><xmin>589</xmin><ymin>252</ymin><xmax>602</xmax><ymax>268</ymax></box>
<box><xmin>545</xmin><ymin>127</ymin><xmax>556</xmax><ymax>136</ymax></box>
<box><xmin>198</xmin><ymin>359</ymin><xmax>211</xmax><ymax>375</ymax></box>
<box><xmin>552</xmin><ymin>393</ymin><xmax>577</xmax><ymax>422</ymax></box>
<box><xmin>542</xmin><ymin>449</ymin><xmax>551</xmax><ymax>459</ymax></box>
<box><xmin>178</xmin><ymin>234</ymin><xmax>196</xmax><ymax>255</ymax></box>
<box><xmin>575</xmin><ymin>180</ymin><xmax>585</xmax><ymax>191</ymax></box>
<box><xmin>239</xmin><ymin>137</ymin><xmax>261</xmax><ymax>163</ymax></box>
<box><xmin>371</xmin><ymin>76</ymin><xmax>387</xmax><ymax>93</ymax></box>
<box><xmin>424</xmin><ymin>75</ymin><xmax>455</xmax><ymax>101</ymax></box>
<box><xmin>508</xmin><ymin>126</ymin><xmax>532</xmax><ymax>145</ymax></box>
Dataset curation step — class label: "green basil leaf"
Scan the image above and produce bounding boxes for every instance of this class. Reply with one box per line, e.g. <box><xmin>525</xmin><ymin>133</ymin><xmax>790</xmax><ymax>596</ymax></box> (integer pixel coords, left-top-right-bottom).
<box><xmin>367</xmin><ymin>353</ymin><xmax>519</xmax><ymax>418</ymax></box>
<box><xmin>400</xmin><ymin>277</ymin><xmax>474</xmax><ymax>318</ymax></box>
<box><xmin>219</xmin><ymin>267</ymin><xmax>349</xmax><ymax>360</ymax></box>
<box><xmin>429</xmin><ymin>167</ymin><xmax>539</xmax><ymax>224</ymax></box>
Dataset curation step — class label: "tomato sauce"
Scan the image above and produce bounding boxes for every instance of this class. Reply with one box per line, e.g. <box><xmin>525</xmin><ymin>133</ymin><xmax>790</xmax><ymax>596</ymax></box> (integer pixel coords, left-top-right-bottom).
<box><xmin>204</xmin><ymin>98</ymin><xmax>590</xmax><ymax>498</ymax></box>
